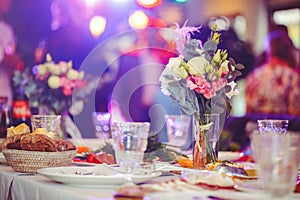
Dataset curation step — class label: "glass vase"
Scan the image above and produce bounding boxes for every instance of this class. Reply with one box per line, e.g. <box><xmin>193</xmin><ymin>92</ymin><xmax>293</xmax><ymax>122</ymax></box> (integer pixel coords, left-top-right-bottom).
<box><xmin>192</xmin><ymin>113</ymin><xmax>220</xmax><ymax>169</ymax></box>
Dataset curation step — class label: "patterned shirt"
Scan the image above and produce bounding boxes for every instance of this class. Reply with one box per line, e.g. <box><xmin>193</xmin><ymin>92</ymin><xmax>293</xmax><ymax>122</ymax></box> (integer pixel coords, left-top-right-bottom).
<box><xmin>245</xmin><ymin>58</ymin><xmax>300</xmax><ymax>116</ymax></box>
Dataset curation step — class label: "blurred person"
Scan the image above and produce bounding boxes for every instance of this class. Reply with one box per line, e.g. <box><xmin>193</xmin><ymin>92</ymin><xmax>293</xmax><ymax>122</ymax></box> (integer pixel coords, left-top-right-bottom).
<box><xmin>255</xmin><ymin>24</ymin><xmax>299</xmax><ymax>70</ymax></box>
<box><xmin>0</xmin><ymin>0</ymin><xmax>21</xmax><ymax>107</ymax></box>
<box><xmin>245</xmin><ymin>30</ymin><xmax>300</xmax><ymax>116</ymax></box>
<box><xmin>47</xmin><ymin>0</ymin><xmax>94</xmax><ymax>68</ymax></box>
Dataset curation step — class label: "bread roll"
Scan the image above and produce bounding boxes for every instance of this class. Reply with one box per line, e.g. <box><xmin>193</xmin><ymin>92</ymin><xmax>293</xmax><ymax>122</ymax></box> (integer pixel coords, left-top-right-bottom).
<box><xmin>56</xmin><ymin>140</ymin><xmax>77</xmax><ymax>151</ymax></box>
<box><xmin>5</xmin><ymin>133</ymin><xmax>29</xmax><ymax>150</ymax></box>
<box><xmin>20</xmin><ymin>134</ymin><xmax>58</xmax><ymax>152</ymax></box>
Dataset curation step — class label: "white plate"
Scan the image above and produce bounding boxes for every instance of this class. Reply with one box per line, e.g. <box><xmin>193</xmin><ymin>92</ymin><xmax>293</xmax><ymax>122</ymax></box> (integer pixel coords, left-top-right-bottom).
<box><xmin>218</xmin><ymin>151</ymin><xmax>243</xmax><ymax>161</ymax></box>
<box><xmin>234</xmin><ymin>179</ymin><xmax>263</xmax><ymax>192</ymax></box>
<box><xmin>72</xmin><ymin>161</ymin><xmax>118</xmax><ymax>167</ymax></box>
<box><xmin>38</xmin><ymin>165</ymin><xmax>161</xmax><ymax>187</ymax></box>
<box><xmin>72</xmin><ymin>161</ymin><xmax>97</xmax><ymax>166</ymax></box>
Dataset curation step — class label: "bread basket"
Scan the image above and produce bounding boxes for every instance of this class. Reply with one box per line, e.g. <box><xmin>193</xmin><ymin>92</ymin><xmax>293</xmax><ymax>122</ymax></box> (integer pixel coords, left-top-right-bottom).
<box><xmin>2</xmin><ymin>149</ymin><xmax>77</xmax><ymax>173</ymax></box>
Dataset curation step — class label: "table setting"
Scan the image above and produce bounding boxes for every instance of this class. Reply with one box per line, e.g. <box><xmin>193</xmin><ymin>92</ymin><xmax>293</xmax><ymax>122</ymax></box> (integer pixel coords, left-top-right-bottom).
<box><xmin>0</xmin><ymin>23</ymin><xmax>300</xmax><ymax>200</ymax></box>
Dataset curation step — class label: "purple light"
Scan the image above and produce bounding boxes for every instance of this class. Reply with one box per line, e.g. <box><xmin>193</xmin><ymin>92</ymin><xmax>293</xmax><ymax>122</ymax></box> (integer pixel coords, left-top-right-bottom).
<box><xmin>84</xmin><ymin>0</ymin><xmax>102</xmax><ymax>7</ymax></box>
<box><xmin>32</xmin><ymin>65</ymin><xmax>39</xmax><ymax>75</ymax></box>
<box><xmin>111</xmin><ymin>0</ymin><xmax>130</xmax><ymax>2</ymax></box>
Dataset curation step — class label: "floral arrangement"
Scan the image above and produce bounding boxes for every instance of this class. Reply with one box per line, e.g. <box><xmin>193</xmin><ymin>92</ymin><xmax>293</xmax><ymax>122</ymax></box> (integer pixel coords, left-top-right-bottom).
<box><xmin>159</xmin><ymin>22</ymin><xmax>244</xmax><ymax>167</ymax></box>
<box><xmin>160</xmin><ymin>22</ymin><xmax>244</xmax><ymax>118</ymax></box>
<box><xmin>13</xmin><ymin>54</ymin><xmax>97</xmax><ymax>116</ymax></box>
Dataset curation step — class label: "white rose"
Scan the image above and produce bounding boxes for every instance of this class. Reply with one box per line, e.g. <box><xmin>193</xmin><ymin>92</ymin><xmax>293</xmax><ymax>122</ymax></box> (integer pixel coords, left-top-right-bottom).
<box><xmin>166</xmin><ymin>56</ymin><xmax>187</xmax><ymax>80</ymax></box>
<box><xmin>187</xmin><ymin>56</ymin><xmax>208</xmax><ymax>76</ymax></box>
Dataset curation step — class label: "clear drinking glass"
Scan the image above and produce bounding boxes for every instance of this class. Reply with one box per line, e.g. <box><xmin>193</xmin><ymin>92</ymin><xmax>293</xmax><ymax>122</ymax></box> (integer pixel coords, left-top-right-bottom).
<box><xmin>165</xmin><ymin>115</ymin><xmax>191</xmax><ymax>148</ymax></box>
<box><xmin>111</xmin><ymin>122</ymin><xmax>150</xmax><ymax>172</ymax></box>
<box><xmin>250</xmin><ymin>131</ymin><xmax>300</xmax><ymax>198</ymax></box>
<box><xmin>92</xmin><ymin>112</ymin><xmax>111</xmax><ymax>139</ymax></box>
<box><xmin>31</xmin><ymin>115</ymin><xmax>61</xmax><ymax>139</ymax></box>
<box><xmin>257</xmin><ymin>119</ymin><xmax>289</xmax><ymax>134</ymax></box>
<box><xmin>192</xmin><ymin>113</ymin><xmax>220</xmax><ymax>168</ymax></box>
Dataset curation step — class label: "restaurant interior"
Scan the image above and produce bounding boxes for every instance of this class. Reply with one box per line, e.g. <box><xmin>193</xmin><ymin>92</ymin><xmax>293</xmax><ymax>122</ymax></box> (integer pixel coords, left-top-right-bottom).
<box><xmin>0</xmin><ymin>0</ymin><xmax>300</xmax><ymax>199</ymax></box>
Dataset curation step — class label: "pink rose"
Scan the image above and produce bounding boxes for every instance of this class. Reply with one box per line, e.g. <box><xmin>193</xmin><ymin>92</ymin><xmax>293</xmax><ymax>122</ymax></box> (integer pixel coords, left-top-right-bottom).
<box><xmin>187</xmin><ymin>76</ymin><xmax>227</xmax><ymax>99</ymax></box>
<box><xmin>187</xmin><ymin>75</ymin><xmax>216</xmax><ymax>99</ymax></box>
<box><xmin>187</xmin><ymin>75</ymin><xmax>209</xmax><ymax>93</ymax></box>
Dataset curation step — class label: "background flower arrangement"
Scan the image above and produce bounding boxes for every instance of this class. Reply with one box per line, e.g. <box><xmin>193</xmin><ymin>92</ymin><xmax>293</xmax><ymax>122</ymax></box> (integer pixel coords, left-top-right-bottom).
<box><xmin>13</xmin><ymin>54</ymin><xmax>97</xmax><ymax>116</ymax></box>
<box><xmin>159</xmin><ymin>22</ymin><xmax>244</xmax><ymax>167</ymax></box>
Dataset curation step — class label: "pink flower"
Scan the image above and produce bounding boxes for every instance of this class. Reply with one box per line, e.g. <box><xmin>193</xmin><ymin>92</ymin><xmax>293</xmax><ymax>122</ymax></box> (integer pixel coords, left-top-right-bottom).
<box><xmin>62</xmin><ymin>87</ymin><xmax>72</xmax><ymax>96</ymax></box>
<box><xmin>187</xmin><ymin>76</ymin><xmax>227</xmax><ymax>99</ymax></box>
<box><xmin>187</xmin><ymin>75</ymin><xmax>210</xmax><ymax>96</ymax></box>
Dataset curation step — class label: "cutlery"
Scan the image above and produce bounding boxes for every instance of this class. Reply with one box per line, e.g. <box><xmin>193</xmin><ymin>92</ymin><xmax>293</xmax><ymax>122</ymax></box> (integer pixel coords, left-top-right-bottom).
<box><xmin>75</xmin><ymin>171</ymin><xmax>95</xmax><ymax>175</ymax></box>
<box><xmin>214</xmin><ymin>164</ymin><xmax>248</xmax><ymax>178</ymax></box>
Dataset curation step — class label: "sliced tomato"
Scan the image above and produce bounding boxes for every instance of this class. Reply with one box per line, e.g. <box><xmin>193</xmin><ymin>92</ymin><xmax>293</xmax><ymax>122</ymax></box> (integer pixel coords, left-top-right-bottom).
<box><xmin>72</xmin><ymin>158</ymin><xmax>85</xmax><ymax>163</ymax></box>
<box><xmin>87</xmin><ymin>153</ymin><xmax>103</xmax><ymax>164</ymax></box>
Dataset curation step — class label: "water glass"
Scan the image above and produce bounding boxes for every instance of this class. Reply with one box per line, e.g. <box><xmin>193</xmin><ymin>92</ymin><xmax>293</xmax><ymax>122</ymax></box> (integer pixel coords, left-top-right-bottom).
<box><xmin>92</xmin><ymin>112</ymin><xmax>111</xmax><ymax>139</ymax></box>
<box><xmin>165</xmin><ymin>115</ymin><xmax>191</xmax><ymax>147</ymax></box>
<box><xmin>250</xmin><ymin>131</ymin><xmax>300</xmax><ymax>198</ymax></box>
<box><xmin>31</xmin><ymin>115</ymin><xmax>61</xmax><ymax>139</ymax></box>
<box><xmin>111</xmin><ymin>122</ymin><xmax>150</xmax><ymax>172</ymax></box>
<box><xmin>257</xmin><ymin>119</ymin><xmax>289</xmax><ymax>134</ymax></box>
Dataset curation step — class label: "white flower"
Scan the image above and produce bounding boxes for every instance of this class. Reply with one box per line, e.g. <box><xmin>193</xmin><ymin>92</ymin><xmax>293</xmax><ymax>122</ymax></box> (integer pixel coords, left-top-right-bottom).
<box><xmin>187</xmin><ymin>56</ymin><xmax>208</xmax><ymax>76</ymax></box>
<box><xmin>166</xmin><ymin>56</ymin><xmax>187</xmax><ymax>80</ymax></box>
<box><xmin>225</xmin><ymin>81</ymin><xmax>239</xmax><ymax>98</ymax></box>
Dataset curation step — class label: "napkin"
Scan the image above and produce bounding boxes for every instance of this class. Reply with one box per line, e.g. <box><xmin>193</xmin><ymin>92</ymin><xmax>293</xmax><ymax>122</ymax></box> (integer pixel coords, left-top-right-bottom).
<box><xmin>181</xmin><ymin>170</ymin><xmax>235</xmax><ymax>188</ymax></box>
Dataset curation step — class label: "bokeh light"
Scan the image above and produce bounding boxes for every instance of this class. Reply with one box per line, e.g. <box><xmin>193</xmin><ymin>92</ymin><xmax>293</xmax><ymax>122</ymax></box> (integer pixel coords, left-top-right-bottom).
<box><xmin>89</xmin><ymin>16</ymin><xmax>107</xmax><ymax>38</ymax></box>
<box><xmin>128</xmin><ymin>10</ymin><xmax>149</xmax><ymax>29</ymax></box>
<box><xmin>136</xmin><ymin>0</ymin><xmax>161</xmax><ymax>8</ymax></box>
<box><xmin>84</xmin><ymin>0</ymin><xmax>102</xmax><ymax>7</ymax></box>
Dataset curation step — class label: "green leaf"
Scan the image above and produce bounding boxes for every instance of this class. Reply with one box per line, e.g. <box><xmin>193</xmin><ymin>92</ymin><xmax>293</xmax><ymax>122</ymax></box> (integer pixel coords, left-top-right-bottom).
<box><xmin>235</xmin><ymin>63</ymin><xmax>245</xmax><ymax>70</ymax></box>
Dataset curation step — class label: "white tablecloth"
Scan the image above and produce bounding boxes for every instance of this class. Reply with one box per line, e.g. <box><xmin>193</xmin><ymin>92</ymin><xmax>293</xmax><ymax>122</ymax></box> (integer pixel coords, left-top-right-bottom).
<box><xmin>1</xmin><ymin>163</ymin><xmax>300</xmax><ymax>200</ymax></box>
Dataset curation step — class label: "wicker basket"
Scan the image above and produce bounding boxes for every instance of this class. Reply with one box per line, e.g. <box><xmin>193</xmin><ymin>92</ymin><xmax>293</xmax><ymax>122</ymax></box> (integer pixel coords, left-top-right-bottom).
<box><xmin>2</xmin><ymin>149</ymin><xmax>77</xmax><ymax>173</ymax></box>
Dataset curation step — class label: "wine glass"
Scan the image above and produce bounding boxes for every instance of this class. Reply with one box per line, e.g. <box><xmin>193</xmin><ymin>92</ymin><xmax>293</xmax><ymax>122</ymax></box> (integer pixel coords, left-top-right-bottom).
<box><xmin>111</xmin><ymin>122</ymin><xmax>150</xmax><ymax>185</ymax></box>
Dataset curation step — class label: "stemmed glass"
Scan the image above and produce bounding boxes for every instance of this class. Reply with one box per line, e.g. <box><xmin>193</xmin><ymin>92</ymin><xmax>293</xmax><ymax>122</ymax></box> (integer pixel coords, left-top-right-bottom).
<box><xmin>111</xmin><ymin>122</ymin><xmax>150</xmax><ymax>185</ymax></box>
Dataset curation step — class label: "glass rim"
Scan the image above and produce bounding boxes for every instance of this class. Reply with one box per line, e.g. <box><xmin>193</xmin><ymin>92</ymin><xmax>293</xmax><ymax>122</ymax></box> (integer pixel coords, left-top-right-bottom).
<box><xmin>118</xmin><ymin>121</ymin><xmax>150</xmax><ymax>126</ymax></box>
<box><xmin>257</xmin><ymin>119</ymin><xmax>289</xmax><ymax>124</ymax></box>
<box><xmin>251</xmin><ymin>129</ymin><xmax>299</xmax><ymax>135</ymax></box>
<box><xmin>31</xmin><ymin>115</ymin><xmax>61</xmax><ymax>118</ymax></box>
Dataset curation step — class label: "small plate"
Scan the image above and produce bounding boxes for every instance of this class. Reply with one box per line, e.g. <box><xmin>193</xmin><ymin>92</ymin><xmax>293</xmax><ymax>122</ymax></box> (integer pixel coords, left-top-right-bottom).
<box><xmin>38</xmin><ymin>166</ymin><xmax>161</xmax><ymax>187</ymax></box>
